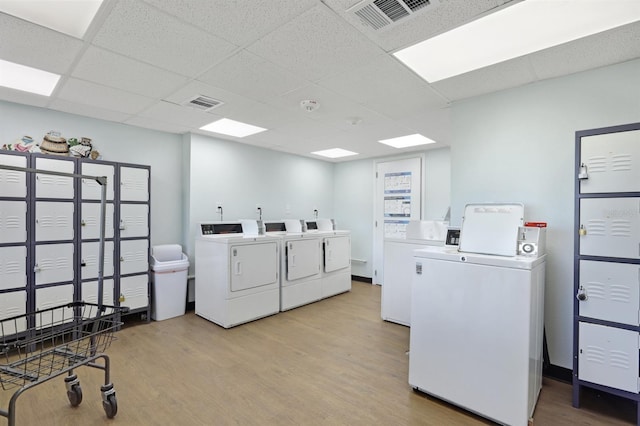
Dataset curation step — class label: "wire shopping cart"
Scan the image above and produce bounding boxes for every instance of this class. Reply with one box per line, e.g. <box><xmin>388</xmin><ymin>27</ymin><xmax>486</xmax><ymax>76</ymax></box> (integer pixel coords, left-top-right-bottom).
<box><xmin>0</xmin><ymin>162</ymin><xmax>126</xmax><ymax>425</ymax></box>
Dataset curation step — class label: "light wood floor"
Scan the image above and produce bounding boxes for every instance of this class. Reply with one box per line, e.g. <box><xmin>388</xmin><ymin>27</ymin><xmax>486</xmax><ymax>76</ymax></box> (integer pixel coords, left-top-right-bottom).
<box><xmin>1</xmin><ymin>282</ymin><xmax>635</xmax><ymax>425</ymax></box>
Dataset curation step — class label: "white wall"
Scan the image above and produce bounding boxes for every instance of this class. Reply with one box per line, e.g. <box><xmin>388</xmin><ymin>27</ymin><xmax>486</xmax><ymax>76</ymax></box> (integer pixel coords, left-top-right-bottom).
<box><xmin>449</xmin><ymin>58</ymin><xmax>640</xmax><ymax>369</ymax></box>
<box><xmin>0</xmin><ymin>101</ymin><xmax>183</xmax><ymax>247</ymax></box>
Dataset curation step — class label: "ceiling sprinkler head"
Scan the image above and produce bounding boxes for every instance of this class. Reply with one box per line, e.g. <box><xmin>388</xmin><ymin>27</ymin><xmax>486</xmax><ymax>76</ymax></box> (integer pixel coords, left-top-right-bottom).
<box><xmin>300</xmin><ymin>100</ymin><xmax>319</xmax><ymax>112</ymax></box>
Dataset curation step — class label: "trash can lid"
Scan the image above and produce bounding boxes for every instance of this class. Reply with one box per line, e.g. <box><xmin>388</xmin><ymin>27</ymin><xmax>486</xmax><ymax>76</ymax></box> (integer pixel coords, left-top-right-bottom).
<box><xmin>151</xmin><ymin>244</ymin><xmax>183</xmax><ymax>262</ymax></box>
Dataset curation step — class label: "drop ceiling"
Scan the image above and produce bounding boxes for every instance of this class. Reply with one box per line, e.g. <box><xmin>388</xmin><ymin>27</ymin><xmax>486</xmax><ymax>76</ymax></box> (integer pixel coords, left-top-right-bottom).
<box><xmin>1</xmin><ymin>0</ymin><xmax>639</xmax><ymax>162</ymax></box>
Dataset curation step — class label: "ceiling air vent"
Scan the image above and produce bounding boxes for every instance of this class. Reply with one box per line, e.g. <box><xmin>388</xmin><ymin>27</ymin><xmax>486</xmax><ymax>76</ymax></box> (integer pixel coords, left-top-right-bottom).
<box><xmin>182</xmin><ymin>95</ymin><xmax>224</xmax><ymax>112</ymax></box>
<box><xmin>351</xmin><ymin>0</ymin><xmax>435</xmax><ymax>31</ymax></box>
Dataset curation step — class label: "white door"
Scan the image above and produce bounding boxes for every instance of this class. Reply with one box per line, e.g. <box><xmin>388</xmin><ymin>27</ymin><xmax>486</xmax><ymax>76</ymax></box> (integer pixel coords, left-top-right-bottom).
<box><xmin>35</xmin><ymin>157</ymin><xmax>74</xmax><ymax>199</ymax></box>
<box><xmin>0</xmin><ymin>291</ymin><xmax>27</xmax><ymax>334</ymax></box>
<box><xmin>373</xmin><ymin>158</ymin><xmax>422</xmax><ymax>284</ymax></box>
<box><xmin>81</xmin><ymin>241</ymin><xmax>114</xmax><ymax>280</ymax></box>
<box><xmin>120</xmin><ymin>167</ymin><xmax>149</xmax><ymax>202</ymax></box>
<box><xmin>119</xmin><ymin>275</ymin><xmax>148</xmax><ymax>310</ymax></box>
<box><xmin>34</xmin><ymin>243</ymin><xmax>74</xmax><ymax>285</ymax></box>
<box><xmin>120</xmin><ymin>239</ymin><xmax>149</xmax><ymax>275</ymax></box>
<box><xmin>286</xmin><ymin>238</ymin><xmax>320</xmax><ymax>281</ymax></box>
<box><xmin>230</xmin><ymin>242</ymin><xmax>278</xmax><ymax>292</ymax></box>
<box><xmin>0</xmin><ymin>245</ymin><xmax>27</xmax><ymax>291</ymax></box>
<box><xmin>579</xmin><ymin>197</ymin><xmax>640</xmax><ymax>259</ymax></box>
<box><xmin>0</xmin><ymin>201</ymin><xmax>27</xmax><ymax>243</ymax></box>
<box><xmin>580</xmin><ymin>129</ymin><xmax>640</xmax><ymax>194</ymax></box>
<box><xmin>82</xmin><ymin>279</ymin><xmax>115</xmax><ymax>306</ymax></box>
<box><xmin>0</xmin><ymin>153</ymin><xmax>27</xmax><ymax>197</ymax></box>
<box><xmin>119</xmin><ymin>204</ymin><xmax>149</xmax><ymax>238</ymax></box>
<box><xmin>324</xmin><ymin>235</ymin><xmax>350</xmax><ymax>273</ymax></box>
<box><xmin>81</xmin><ymin>162</ymin><xmax>115</xmax><ymax>200</ymax></box>
<box><xmin>35</xmin><ymin>201</ymin><xmax>74</xmax><ymax>241</ymax></box>
<box><xmin>35</xmin><ymin>284</ymin><xmax>74</xmax><ymax>328</ymax></box>
<box><xmin>81</xmin><ymin>202</ymin><xmax>114</xmax><ymax>239</ymax></box>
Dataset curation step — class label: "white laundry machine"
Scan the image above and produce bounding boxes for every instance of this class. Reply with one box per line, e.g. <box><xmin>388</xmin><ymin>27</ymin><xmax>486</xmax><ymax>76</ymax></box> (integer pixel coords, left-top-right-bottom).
<box><xmin>195</xmin><ymin>221</ymin><xmax>280</xmax><ymax>328</ymax></box>
<box><xmin>264</xmin><ymin>220</ymin><xmax>322</xmax><ymax>311</ymax></box>
<box><xmin>306</xmin><ymin>219</ymin><xmax>351</xmax><ymax>299</ymax></box>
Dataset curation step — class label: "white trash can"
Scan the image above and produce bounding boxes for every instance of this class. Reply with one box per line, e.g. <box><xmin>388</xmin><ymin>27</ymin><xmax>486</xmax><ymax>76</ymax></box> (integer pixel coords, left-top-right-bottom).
<box><xmin>150</xmin><ymin>244</ymin><xmax>189</xmax><ymax>321</ymax></box>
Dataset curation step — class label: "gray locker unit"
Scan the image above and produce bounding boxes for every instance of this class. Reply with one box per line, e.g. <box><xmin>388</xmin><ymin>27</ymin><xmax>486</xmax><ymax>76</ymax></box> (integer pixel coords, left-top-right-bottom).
<box><xmin>573</xmin><ymin>122</ymin><xmax>640</xmax><ymax>424</ymax></box>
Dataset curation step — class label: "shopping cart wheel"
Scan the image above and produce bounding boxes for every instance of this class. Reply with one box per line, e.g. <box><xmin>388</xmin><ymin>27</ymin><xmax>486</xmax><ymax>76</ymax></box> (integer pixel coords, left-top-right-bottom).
<box><xmin>103</xmin><ymin>394</ymin><xmax>118</xmax><ymax>419</ymax></box>
<box><xmin>67</xmin><ymin>384</ymin><xmax>83</xmax><ymax>407</ymax></box>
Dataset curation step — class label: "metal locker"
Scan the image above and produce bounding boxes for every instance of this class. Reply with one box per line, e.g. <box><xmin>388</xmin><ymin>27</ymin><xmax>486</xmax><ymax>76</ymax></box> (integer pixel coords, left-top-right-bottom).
<box><xmin>81</xmin><ymin>202</ymin><xmax>114</xmax><ymax>239</ymax></box>
<box><xmin>34</xmin><ymin>243</ymin><xmax>74</xmax><ymax>285</ymax></box>
<box><xmin>578</xmin><ymin>322</ymin><xmax>639</xmax><ymax>393</ymax></box>
<box><xmin>0</xmin><ymin>154</ymin><xmax>27</xmax><ymax>197</ymax></box>
<box><xmin>324</xmin><ymin>235</ymin><xmax>351</xmax><ymax>273</ymax></box>
<box><xmin>579</xmin><ymin>197</ymin><xmax>640</xmax><ymax>259</ymax></box>
<box><xmin>0</xmin><ymin>291</ymin><xmax>27</xmax><ymax>334</ymax></box>
<box><xmin>35</xmin><ymin>157</ymin><xmax>74</xmax><ymax>199</ymax></box>
<box><xmin>119</xmin><ymin>239</ymin><xmax>149</xmax><ymax>275</ymax></box>
<box><xmin>286</xmin><ymin>238</ymin><xmax>320</xmax><ymax>281</ymax></box>
<box><xmin>230</xmin><ymin>242</ymin><xmax>278</xmax><ymax>292</ymax></box>
<box><xmin>80</xmin><ymin>241</ymin><xmax>114</xmax><ymax>280</ymax></box>
<box><xmin>0</xmin><ymin>201</ymin><xmax>27</xmax><ymax>244</ymax></box>
<box><xmin>81</xmin><ymin>279</ymin><xmax>115</xmax><ymax>306</ymax></box>
<box><xmin>580</xmin><ymin>129</ymin><xmax>640</xmax><ymax>194</ymax></box>
<box><xmin>0</xmin><ymin>246</ymin><xmax>27</xmax><ymax>291</ymax></box>
<box><xmin>578</xmin><ymin>260</ymin><xmax>640</xmax><ymax>326</ymax></box>
<box><xmin>35</xmin><ymin>201</ymin><xmax>74</xmax><ymax>242</ymax></box>
<box><xmin>119</xmin><ymin>204</ymin><xmax>149</xmax><ymax>238</ymax></box>
<box><xmin>81</xmin><ymin>162</ymin><xmax>115</xmax><ymax>200</ymax></box>
<box><xmin>35</xmin><ymin>284</ymin><xmax>74</xmax><ymax>328</ymax></box>
<box><xmin>119</xmin><ymin>275</ymin><xmax>148</xmax><ymax>310</ymax></box>
<box><xmin>120</xmin><ymin>167</ymin><xmax>149</xmax><ymax>202</ymax></box>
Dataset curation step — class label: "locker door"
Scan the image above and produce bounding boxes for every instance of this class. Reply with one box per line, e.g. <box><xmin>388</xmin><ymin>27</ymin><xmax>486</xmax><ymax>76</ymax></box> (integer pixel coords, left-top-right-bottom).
<box><xmin>119</xmin><ymin>204</ymin><xmax>149</xmax><ymax>238</ymax></box>
<box><xmin>579</xmin><ymin>197</ymin><xmax>640</xmax><ymax>259</ymax></box>
<box><xmin>35</xmin><ymin>157</ymin><xmax>74</xmax><ymax>199</ymax></box>
<box><xmin>286</xmin><ymin>238</ymin><xmax>320</xmax><ymax>281</ymax></box>
<box><xmin>324</xmin><ymin>236</ymin><xmax>351</xmax><ymax>272</ymax></box>
<box><xmin>580</xmin><ymin>130</ymin><xmax>640</xmax><ymax>194</ymax></box>
<box><xmin>81</xmin><ymin>162</ymin><xmax>114</xmax><ymax>200</ymax></box>
<box><xmin>35</xmin><ymin>284</ymin><xmax>74</xmax><ymax>328</ymax></box>
<box><xmin>35</xmin><ymin>201</ymin><xmax>74</xmax><ymax>241</ymax></box>
<box><xmin>120</xmin><ymin>167</ymin><xmax>149</xmax><ymax>202</ymax></box>
<box><xmin>120</xmin><ymin>239</ymin><xmax>149</xmax><ymax>275</ymax></box>
<box><xmin>81</xmin><ymin>202</ymin><xmax>114</xmax><ymax>239</ymax></box>
<box><xmin>34</xmin><ymin>243</ymin><xmax>74</xmax><ymax>285</ymax></box>
<box><xmin>230</xmin><ymin>242</ymin><xmax>278</xmax><ymax>291</ymax></box>
<box><xmin>0</xmin><ymin>291</ymin><xmax>27</xmax><ymax>334</ymax></box>
<box><xmin>82</xmin><ymin>279</ymin><xmax>115</xmax><ymax>305</ymax></box>
<box><xmin>579</xmin><ymin>260</ymin><xmax>640</xmax><ymax>326</ymax></box>
<box><xmin>578</xmin><ymin>322</ymin><xmax>639</xmax><ymax>393</ymax></box>
<box><xmin>0</xmin><ymin>246</ymin><xmax>27</xmax><ymax>290</ymax></box>
<box><xmin>0</xmin><ymin>153</ymin><xmax>27</xmax><ymax>197</ymax></box>
<box><xmin>119</xmin><ymin>275</ymin><xmax>148</xmax><ymax>309</ymax></box>
<box><xmin>0</xmin><ymin>201</ymin><xmax>27</xmax><ymax>243</ymax></box>
<box><xmin>80</xmin><ymin>241</ymin><xmax>114</xmax><ymax>280</ymax></box>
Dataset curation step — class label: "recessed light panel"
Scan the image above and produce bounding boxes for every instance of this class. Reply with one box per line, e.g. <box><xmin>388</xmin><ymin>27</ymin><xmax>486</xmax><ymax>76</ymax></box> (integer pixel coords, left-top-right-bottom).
<box><xmin>0</xmin><ymin>59</ymin><xmax>60</xmax><ymax>96</ymax></box>
<box><xmin>378</xmin><ymin>134</ymin><xmax>436</xmax><ymax>148</ymax></box>
<box><xmin>0</xmin><ymin>0</ymin><xmax>103</xmax><ymax>39</ymax></box>
<box><xmin>311</xmin><ymin>148</ymin><xmax>359</xmax><ymax>159</ymax></box>
<box><xmin>394</xmin><ymin>0</ymin><xmax>640</xmax><ymax>82</ymax></box>
<box><xmin>200</xmin><ymin>118</ymin><xmax>267</xmax><ymax>138</ymax></box>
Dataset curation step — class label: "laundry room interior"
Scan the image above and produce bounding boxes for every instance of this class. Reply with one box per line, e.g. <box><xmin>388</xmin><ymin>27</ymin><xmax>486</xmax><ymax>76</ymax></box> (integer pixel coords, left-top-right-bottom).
<box><xmin>0</xmin><ymin>1</ymin><xmax>639</xmax><ymax>425</ymax></box>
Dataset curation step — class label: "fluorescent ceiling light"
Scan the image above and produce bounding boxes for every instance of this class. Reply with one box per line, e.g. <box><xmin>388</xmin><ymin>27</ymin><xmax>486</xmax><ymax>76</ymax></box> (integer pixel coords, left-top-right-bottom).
<box><xmin>0</xmin><ymin>0</ymin><xmax>103</xmax><ymax>39</ymax></box>
<box><xmin>0</xmin><ymin>59</ymin><xmax>60</xmax><ymax>96</ymax></box>
<box><xmin>200</xmin><ymin>118</ymin><xmax>267</xmax><ymax>138</ymax></box>
<box><xmin>379</xmin><ymin>134</ymin><xmax>436</xmax><ymax>148</ymax></box>
<box><xmin>312</xmin><ymin>148</ymin><xmax>358</xmax><ymax>159</ymax></box>
<box><xmin>394</xmin><ymin>0</ymin><xmax>640</xmax><ymax>82</ymax></box>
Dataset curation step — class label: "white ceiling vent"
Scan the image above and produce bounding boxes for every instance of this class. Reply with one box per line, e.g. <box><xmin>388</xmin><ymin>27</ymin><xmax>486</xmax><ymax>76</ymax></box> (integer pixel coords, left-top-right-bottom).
<box><xmin>182</xmin><ymin>95</ymin><xmax>224</xmax><ymax>112</ymax></box>
<box><xmin>350</xmin><ymin>0</ymin><xmax>437</xmax><ymax>31</ymax></box>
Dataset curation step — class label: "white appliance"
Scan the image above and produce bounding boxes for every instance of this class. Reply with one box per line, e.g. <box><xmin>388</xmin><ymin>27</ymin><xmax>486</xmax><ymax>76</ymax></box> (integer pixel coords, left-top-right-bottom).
<box><xmin>409</xmin><ymin>203</ymin><xmax>546</xmax><ymax>426</ymax></box>
<box><xmin>264</xmin><ymin>220</ymin><xmax>322</xmax><ymax>311</ymax></box>
<box><xmin>306</xmin><ymin>219</ymin><xmax>351</xmax><ymax>299</ymax></box>
<box><xmin>195</xmin><ymin>221</ymin><xmax>280</xmax><ymax>328</ymax></box>
<box><xmin>382</xmin><ymin>220</ymin><xmax>447</xmax><ymax>326</ymax></box>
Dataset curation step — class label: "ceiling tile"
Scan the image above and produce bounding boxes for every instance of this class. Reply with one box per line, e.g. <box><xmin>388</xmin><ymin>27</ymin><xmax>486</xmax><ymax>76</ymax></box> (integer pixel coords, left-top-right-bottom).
<box><xmin>137</xmin><ymin>100</ymin><xmax>223</xmax><ymax>129</ymax></box>
<box><xmin>142</xmin><ymin>0</ymin><xmax>317</xmax><ymax>46</ymax></box>
<box><xmin>247</xmin><ymin>5</ymin><xmax>383</xmax><ymax>82</ymax></box>
<box><xmin>91</xmin><ymin>0</ymin><xmax>237</xmax><ymax>77</ymax></box>
<box><xmin>124</xmin><ymin>115</ymin><xmax>192</xmax><ymax>134</ymax></box>
<box><xmin>71</xmin><ymin>47</ymin><xmax>189</xmax><ymax>99</ymax></box>
<box><xmin>0</xmin><ymin>87</ymin><xmax>49</xmax><ymax>108</ymax></box>
<box><xmin>0</xmin><ymin>13</ymin><xmax>83</xmax><ymax>74</ymax></box>
<box><xmin>56</xmin><ymin>78</ymin><xmax>156</xmax><ymax>115</ymax></box>
<box><xmin>48</xmin><ymin>98</ymin><xmax>132</xmax><ymax>123</ymax></box>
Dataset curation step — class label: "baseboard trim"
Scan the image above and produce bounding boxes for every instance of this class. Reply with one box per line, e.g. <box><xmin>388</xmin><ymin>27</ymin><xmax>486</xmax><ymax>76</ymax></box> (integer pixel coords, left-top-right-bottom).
<box><xmin>543</xmin><ymin>364</ymin><xmax>572</xmax><ymax>383</ymax></box>
<box><xmin>352</xmin><ymin>275</ymin><xmax>372</xmax><ymax>283</ymax></box>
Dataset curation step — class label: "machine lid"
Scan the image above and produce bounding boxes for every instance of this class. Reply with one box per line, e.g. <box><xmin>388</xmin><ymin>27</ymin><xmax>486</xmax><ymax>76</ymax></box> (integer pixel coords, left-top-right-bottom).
<box><xmin>459</xmin><ymin>203</ymin><xmax>524</xmax><ymax>257</ymax></box>
<box><xmin>414</xmin><ymin>246</ymin><xmax>545</xmax><ymax>269</ymax></box>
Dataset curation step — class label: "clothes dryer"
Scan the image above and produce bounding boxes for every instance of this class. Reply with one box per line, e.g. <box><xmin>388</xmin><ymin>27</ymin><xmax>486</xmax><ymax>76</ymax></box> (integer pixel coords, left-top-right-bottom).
<box><xmin>195</xmin><ymin>221</ymin><xmax>280</xmax><ymax>328</ymax></box>
<box><xmin>306</xmin><ymin>219</ymin><xmax>351</xmax><ymax>299</ymax></box>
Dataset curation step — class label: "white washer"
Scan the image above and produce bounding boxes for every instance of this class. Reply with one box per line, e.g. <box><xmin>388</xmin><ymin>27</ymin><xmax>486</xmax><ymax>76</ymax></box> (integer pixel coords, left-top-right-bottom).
<box><xmin>195</xmin><ymin>221</ymin><xmax>280</xmax><ymax>328</ymax></box>
<box><xmin>306</xmin><ymin>219</ymin><xmax>351</xmax><ymax>299</ymax></box>
<box><xmin>264</xmin><ymin>220</ymin><xmax>323</xmax><ymax>311</ymax></box>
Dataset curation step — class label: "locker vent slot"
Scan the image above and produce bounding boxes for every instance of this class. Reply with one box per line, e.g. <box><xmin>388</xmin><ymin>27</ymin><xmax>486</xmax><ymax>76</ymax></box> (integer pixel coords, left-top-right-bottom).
<box><xmin>611</xmin><ymin>220</ymin><xmax>632</xmax><ymax>237</ymax></box>
<box><xmin>610</xmin><ymin>350</ymin><xmax>631</xmax><ymax>369</ymax></box>
<box><xmin>55</xmin><ymin>257</ymin><xmax>70</xmax><ymax>269</ymax></box>
<box><xmin>122</xmin><ymin>179</ymin><xmax>147</xmax><ymax>192</ymax></box>
<box><xmin>586</xmin><ymin>220</ymin><xmax>606</xmax><ymax>236</ymax></box>
<box><xmin>587</xmin><ymin>156</ymin><xmax>607</xmax><ymax>173</ymax></box>
<box><xmin>585</xmin><ymin>282</ymin><xmax>605</xmax><ymax>299</ymax></box>
<box><xmin>611</xmin><ymin>154</ymin><xmax>632</xmax><ymax>172</ymax></box>
<box><xmin>3</xmin><ymin>260</ymin><xmax>22</xmax><ymax>274</ymax></box>
<box><xmin>584</xmin><ymin>345</ymin><xmax>606</xmax><ymax>364</ymax></box>
<box><xmin>610</xmin><ymin>284</ymin><xmax>632</xmax><ymax>303</ymax></box>
<box><xmin>4</xmin><ymin>216</ymin><xmax>21</xmax><ymax>229</ymax></box>
<box><xmin>1</xmin><ymin>171</ymin><xmax>21</xmax><ymax>183</ymax></box>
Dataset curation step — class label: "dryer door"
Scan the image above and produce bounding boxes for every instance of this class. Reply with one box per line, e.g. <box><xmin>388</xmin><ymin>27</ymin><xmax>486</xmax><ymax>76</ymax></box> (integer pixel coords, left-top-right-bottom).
<box><xmin>230</xmin><ymin>242</ymin><xmax>278</xmax><ymax>292</ymax></box>
<box><xmin>324</xmin><ymin>236</ymin><xmax>351</xmax><ymax>273</ymax></box>
<box><xmin>286</xmin><ymin>238</ymin><xmax>320</xmax><ymax>281</ymax></box>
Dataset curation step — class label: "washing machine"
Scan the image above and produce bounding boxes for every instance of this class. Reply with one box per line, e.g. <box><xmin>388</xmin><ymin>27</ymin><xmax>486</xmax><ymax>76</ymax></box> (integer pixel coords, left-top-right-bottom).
<box><xmin>195</xmin><ymin>221</ymin><xmax>280</xmax><ymax>328</ymax></box>
<box><xmin>306</xmin><ymin>219</ymin><xmax>351</xmax><ymax>299</ymax></box>
<box><xmin>264</xmin><ymin>220</ymin><xmax>322</xmax><ymax>311</ymax></box>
